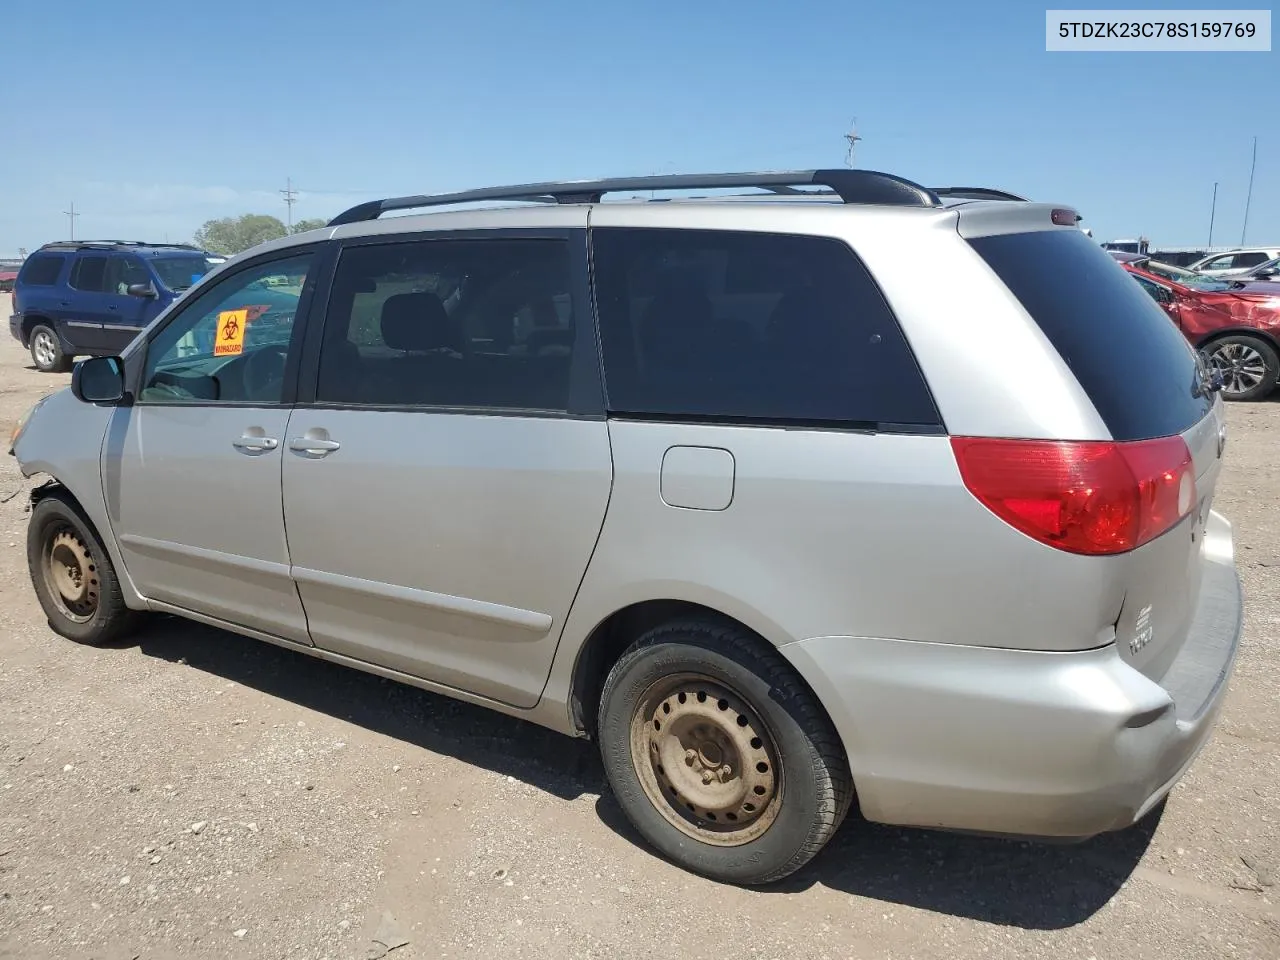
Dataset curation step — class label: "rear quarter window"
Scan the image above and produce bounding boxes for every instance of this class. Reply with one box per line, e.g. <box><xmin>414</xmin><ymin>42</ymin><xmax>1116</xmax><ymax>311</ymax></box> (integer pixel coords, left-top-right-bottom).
<box><xmin>18</xmin><ymin>254</ymin><xmax>66</xmax><ymax>286</ymax></box>
<box><xmin>968</xmin><ymin>230</ymin><xmax>1211</xmax><ymax>441</ymax></box>
<box><xmin>591</xmin><ymin>228</ymin><xmax>940</xmax><ymax>429</ymax></box>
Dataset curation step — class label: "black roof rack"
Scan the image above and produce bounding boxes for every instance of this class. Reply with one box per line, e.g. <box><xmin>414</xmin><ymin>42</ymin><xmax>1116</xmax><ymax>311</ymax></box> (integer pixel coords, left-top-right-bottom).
<box><xmin>931</xmin><ymin>187</ymin><xmax>1029</xmax><ymax>202</ymax></box>
<box><xmin>327</xmin><ymin>170</ymin><xmax>948</xmax><ymax>226</ymax></box>
<box><xmin>38</xmin><ymin>240</ymin><xmax>203</xmax><ymax>252</ymax></box>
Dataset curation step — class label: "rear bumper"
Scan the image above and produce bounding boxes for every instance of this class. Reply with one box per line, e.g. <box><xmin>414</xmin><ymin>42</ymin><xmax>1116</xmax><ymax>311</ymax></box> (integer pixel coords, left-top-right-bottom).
<box><xmin>9</xmin><ymin>314</ymin><xmax>22</xmax><ymax>344</ymax></box>
<box><xmin>781</xmin><ymin>510</ymin><xmax>1242</xmax><ymax>839</ymax></box>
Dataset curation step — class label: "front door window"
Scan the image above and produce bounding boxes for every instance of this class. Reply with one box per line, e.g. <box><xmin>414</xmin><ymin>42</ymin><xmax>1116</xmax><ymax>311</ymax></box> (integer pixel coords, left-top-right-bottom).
<box><xmin>139</xmin><ymin>254</ymin><xmax>313</xmax><ymax>405</ymax></box>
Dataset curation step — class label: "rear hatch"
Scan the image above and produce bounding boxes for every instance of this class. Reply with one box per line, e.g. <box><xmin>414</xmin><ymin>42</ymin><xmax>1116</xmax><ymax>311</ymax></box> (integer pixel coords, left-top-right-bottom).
<box><xmin>967</xmin><ymin>228</ymin><xmax>1224</xmax><ymax>686</ymax></box>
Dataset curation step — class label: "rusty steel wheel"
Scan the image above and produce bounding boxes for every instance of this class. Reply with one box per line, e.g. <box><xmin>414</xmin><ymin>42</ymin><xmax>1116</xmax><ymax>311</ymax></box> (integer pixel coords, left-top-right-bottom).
<box><xmin>599</xmin><ymin>620</ymin><xmax>853</xmax><ymax>885</ymax></box>
<box><xmin>42</xmin><ymin>526</ymin><xmax>100</xmax><ymax>623</ymax></box>
<box><xmin>27</xmin><ymin>491</ymin><xmax>140</xmax><ymax>646</ymax></box>
<box><xmin>629</xmin><ymin>673</ymin><xmax>782</xmax><ymax>845</ymax></box>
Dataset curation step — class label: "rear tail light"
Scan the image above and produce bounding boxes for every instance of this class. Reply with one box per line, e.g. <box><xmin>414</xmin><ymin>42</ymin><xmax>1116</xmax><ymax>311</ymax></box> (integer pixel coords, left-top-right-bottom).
<box><xmin>951</xmin><ymin>436</ymin><xmax>1195</xmax><ymax>556</ymax></box>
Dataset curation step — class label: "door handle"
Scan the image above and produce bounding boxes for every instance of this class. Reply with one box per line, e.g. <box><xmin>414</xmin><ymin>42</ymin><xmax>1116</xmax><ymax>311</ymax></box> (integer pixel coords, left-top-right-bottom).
<box><xmin>232</xmin><ymin>435</ymin><xmax>279</xmax><ymax>452</ymax></box>
<box><xmin>288</xmin><ymin>437</ymin><xmax>341</xmax><ymax>455</ymax></box>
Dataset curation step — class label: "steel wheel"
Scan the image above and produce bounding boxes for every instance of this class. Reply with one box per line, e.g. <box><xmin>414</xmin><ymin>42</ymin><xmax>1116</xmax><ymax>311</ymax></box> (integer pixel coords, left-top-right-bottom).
<box><xmin>41</xmin><ymin>526</ymin><xmax>100</xmax><ymax>624</ymax></box>
<box><xmin>628</xmin><ymin>673</ymin><xmax>781</xmax><ymax>846</ymax></box>
<box><xmin>1208</xmin><ymin>341</ymin><xmax>1268</xmax><ymax>397</ymax></box>
<box><xmin>32</xmin><ymin>329</ymin><xmax>57</xmax><ymax>369</ymax></box>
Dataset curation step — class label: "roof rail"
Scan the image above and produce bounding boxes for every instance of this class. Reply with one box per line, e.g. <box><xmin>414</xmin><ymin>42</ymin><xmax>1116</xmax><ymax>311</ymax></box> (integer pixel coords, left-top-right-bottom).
<box><xmin>38</xmin><ymin>240</ymin><xmax>203</xmax><ymax>251</ymax></box>
<box><xmin>327</xmin><ymin>169</ymin><xmax>944</xmax><ymax>225</ymax></box>
<box><xmin>931</xmin><ymin>187</ymin><xmax>1030</xmax><ymax>202</ymax></box>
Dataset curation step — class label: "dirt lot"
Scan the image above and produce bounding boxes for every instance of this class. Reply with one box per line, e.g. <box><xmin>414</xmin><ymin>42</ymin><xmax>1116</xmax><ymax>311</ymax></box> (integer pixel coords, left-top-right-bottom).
<box><xmin>0</xmin><ymin>297</ymin><xmax>1277</xmax><ymax>960</ymax></box>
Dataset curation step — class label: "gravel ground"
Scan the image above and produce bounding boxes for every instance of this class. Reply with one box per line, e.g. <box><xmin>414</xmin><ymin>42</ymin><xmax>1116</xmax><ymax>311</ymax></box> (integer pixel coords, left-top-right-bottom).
<box><xmin>0</xmin><ymin>297</ymin><xmax>1277</xmax><ymax>959</ymax></box>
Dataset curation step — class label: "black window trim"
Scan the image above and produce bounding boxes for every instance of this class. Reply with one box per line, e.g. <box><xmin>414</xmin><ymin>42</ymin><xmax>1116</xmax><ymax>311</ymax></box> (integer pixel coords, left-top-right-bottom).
<box><xmin>294</xmin><ymin>227</ymin><xmax>605</xmax><ymax>420</ymax></box>
<box><xmin>131</xmin><ymin>241</ymin><xmax>336</xmax><ymax>410</ymax></box>
<box><xmin>585</xmin><ymin>225</ymin><xmax>944</xmax><ymax>435</ymax></box>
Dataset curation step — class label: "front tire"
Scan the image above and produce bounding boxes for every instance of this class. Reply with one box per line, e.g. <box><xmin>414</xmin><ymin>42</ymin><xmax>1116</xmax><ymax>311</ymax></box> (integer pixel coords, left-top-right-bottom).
<box><xmin>1204</xmin><ymin>335</ymin><xmax>1279</xmax><ymax>401</ymax></box>
<box><xmin>29</xmin><ymin>324</ymin><xmax>72</xmax><ymax>373</ymax></box>
<box><xmin>27</xmin><ymin>492</ymin><xmax>140</xmax><ymax>645</ymax></box>
<box><xmin>598</xmin><ymin>618</ymin><xmax>852</xmax><ymax>885</ymax></box>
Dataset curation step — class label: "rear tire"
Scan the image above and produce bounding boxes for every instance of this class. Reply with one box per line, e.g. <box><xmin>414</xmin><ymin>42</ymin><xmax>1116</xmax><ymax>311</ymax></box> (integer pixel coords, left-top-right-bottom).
<box><xmin>29</xmin><ymin>324</ymin><xmax>72</xmax><ymax>373</ymax></box>
<box><xmin>597</xmin><ymin>617</ymin><xmax>852</xmax><ymax>886</ymax></box>
<box><xmin>27</xmin><ymin>491</ymin><xmax>141</xmax><ymax>646</ymax></box>
<box><xmin>1204</xmin><ymin>335</ymin><xmax>1279</xmax><ymax>401</ymax></box>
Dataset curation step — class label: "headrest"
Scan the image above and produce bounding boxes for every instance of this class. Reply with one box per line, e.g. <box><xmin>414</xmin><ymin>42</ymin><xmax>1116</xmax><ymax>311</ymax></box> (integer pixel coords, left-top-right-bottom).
<box><xmin>380</xmin><ymin>292</ymin><xmax>460</xmax><ymax>352</ymax></box>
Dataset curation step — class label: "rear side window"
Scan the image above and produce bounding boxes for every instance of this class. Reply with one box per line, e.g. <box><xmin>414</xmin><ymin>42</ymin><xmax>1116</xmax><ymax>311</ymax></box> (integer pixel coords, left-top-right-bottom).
<box><xmin>70</xmin><ymin>255</ymin><xmax>110</xmax><ymax>292</ymax></box>
<box><xmin>315</xmin><ymin>238</ymin><xmax>576</xmax><ymax>412</ymax></box>
<box><xmin>969</xmin><ymin>230</ymin><xmax>1211</xmax><ymax>441</ymax></box>
<box><xmin>18</xmin><ymin>254</ymin><xmax>65</xmax><ymax>286</ymax></box>
<box><xmin>591</xmin><ymin>228</ymin><xmax>939</xmax><ymax>428</ymax></box>
<box><xmin>1234</xmin><ymin>252</ymin><xmax>1269</xmax><ymax>268</ymax></box>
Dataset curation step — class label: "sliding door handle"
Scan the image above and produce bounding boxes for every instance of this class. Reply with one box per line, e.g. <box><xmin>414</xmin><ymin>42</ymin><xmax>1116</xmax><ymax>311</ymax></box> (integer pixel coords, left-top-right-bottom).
<box><xmin>288</xmin><ymin>437</ymin><xmax>341</xmax><ymax>455</ymax></box>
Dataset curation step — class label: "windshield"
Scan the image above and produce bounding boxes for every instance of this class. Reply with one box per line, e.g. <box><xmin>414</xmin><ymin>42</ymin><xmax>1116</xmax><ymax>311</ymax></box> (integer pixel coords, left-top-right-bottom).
<box><xmin>1142</xmin><ymin>259</ymin><xmax>1234</xmax><ymax>291</ymax></box>
<box><xmin>150</xmin><ymin>256</ymin><xmax>220</xmax><ymax>292</ymax></box>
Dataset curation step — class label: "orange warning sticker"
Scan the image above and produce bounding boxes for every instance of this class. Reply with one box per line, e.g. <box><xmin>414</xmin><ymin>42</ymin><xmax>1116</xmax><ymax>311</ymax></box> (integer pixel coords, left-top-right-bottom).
<box><xmin>214</xmin><ymin>309</ymin><xmax>248</xmax><ymax>356</ymax></box>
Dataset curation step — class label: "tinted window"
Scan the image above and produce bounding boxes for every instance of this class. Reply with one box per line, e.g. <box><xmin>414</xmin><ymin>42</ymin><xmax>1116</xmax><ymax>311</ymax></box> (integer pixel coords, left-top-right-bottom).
<box><xmin>151</xmin><ymin>256</ymin><xmax>219</xmax><ymax>291</ymax></box>
<box><xmin>19</xmin><ymin>254</ymin><xmax>65</xmax><ymax>286</ymax></box>
<box><xmin>316</xmin><ymin>238</ymin><xmax>575</xmax><ymax>411</ymax></box>
<box><xmin>1132</xmin><ymin>274</ymin><xmax>1166</xmax><ymax>300</ymax></box>
<box><xmin>105</xmin><ymin>256</ymin><xmax>150</xmax><ymax>294</ymax></box>
<box><xmin>70</xmin><ymin>255</ymin><xmax>109</xmax><ymax>292</ymax></box>
<box><xmin>140</xmin><ymin>254</ymin><xmax>313</xmax><ymax>405</ymax></box>
<box><xmin>1234</xmin><ymin>252</ymin><xmax>1268</xmax><ymax>268</ymax></box>
<box><xmin>969</xmin><ymin>230</ymin><xmax>1210</xmax><ymax>441</ymax></box>
<box><xmin>591</xmin><ymin>228</ymin><xmax>938</xmax><ymax>427</ymax></box>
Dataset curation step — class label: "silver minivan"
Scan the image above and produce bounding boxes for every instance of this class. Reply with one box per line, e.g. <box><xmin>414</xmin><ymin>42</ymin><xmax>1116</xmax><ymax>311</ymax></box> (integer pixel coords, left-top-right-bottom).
<box><xmin>10</xmin><ymin>170</ymin><xmax>1243</xmax><ymax>885</ymax></box>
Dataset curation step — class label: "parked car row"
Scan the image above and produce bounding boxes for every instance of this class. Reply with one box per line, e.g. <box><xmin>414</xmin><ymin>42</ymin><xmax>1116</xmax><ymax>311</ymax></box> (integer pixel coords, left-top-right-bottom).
<box><xmin>1109</xmin><ymin>251</ymin><xmax>1280</xmax><ymax>401</ymax></box>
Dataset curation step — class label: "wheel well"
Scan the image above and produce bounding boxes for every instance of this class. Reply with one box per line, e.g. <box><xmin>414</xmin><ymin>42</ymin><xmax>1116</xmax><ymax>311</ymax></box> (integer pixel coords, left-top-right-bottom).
<box><xmin>28</xmin><ymin>479</ymin><xmax>72</xmax><ymax>511</ymax></box>
<box><xmin>568</xmin><ymin>599</ymin><xmax>771</xmax><ymax>738</ymax></box>
<box><xmin>21</xmin><ymin>314</ymin><xmax>53</xmax><ymax>345</ymax></box>
<box><xmin>1196</xmin><ymin>327</ymin><xmax>1280</xmax><ymax>353</ymax></box>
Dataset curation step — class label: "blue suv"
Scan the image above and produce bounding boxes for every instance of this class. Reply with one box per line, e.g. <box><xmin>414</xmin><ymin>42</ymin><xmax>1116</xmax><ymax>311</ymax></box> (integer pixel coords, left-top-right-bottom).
<box><xmin>9</xmin><ymin>241</ymin><xmax>223</xmax><ymax>372</ymax></box>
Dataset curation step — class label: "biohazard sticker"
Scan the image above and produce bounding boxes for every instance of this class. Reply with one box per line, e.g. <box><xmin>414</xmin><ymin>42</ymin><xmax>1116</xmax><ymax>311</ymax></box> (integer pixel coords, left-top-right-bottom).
<box><xmin>214</xmin><ymin>309</ymin><xmax>248</xmax><ymax>356</ymax></box>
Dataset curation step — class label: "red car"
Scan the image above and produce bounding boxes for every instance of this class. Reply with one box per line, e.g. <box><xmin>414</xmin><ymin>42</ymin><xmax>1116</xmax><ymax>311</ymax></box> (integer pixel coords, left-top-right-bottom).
<box><xmin>1120</xmin><ymin>261</ymin><xmax>1280</xmax><ymax>401</ymax></box>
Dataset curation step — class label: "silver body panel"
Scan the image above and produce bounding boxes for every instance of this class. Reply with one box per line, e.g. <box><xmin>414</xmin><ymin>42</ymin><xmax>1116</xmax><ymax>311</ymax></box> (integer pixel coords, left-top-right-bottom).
<box><xmin>279</xmin><ymin>409</ymin><xmax>612</xmax><ymax>708</ymax></box>
<box><xmin>13</xmin><ymin>191</ymin><xmax>1244</xmax><ymax>841</ymax></box>
<box><xmin>105</xmin><ymin>404</ymin><xmax>311</xmax><ymax>645</ymax></box>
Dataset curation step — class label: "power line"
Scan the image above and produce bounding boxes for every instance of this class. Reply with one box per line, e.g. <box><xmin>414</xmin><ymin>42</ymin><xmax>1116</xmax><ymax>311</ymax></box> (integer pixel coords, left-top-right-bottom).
<box><xmin>1208</xmin><ymin>181</ymin><xmax>1218</xmax><ymax>249</ymax></box>
<box><xmin>62</xmin><ymin>201</ymin><xmax>80</xmax><ymax>241</ymax></box>
<box><xmin>1240</xmin><ymin>135</ymin><xmax>1257</xmax><ymax>246</ymax></box>
<box><xmin>280</xmin><ymin>177</ymin><xmax>298</xmax><ymax>231</ymax></box>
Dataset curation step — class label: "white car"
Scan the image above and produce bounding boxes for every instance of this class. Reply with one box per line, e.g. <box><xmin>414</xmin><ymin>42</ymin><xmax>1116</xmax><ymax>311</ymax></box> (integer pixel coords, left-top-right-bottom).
<box><xmin>1237</xmin><ymin>256</ymin><xmax>1280</xmax><ymax>283</ymax></box>
<box><xmin>1188</xmin><ymin>248</ymin><xmax>1280</xmax><ymax>277</ymax></box>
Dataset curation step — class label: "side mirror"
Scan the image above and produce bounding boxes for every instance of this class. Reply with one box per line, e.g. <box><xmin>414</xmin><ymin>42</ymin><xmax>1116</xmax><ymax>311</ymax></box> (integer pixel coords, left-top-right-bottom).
<box><xmin>71</xmin><ymin>356</ymin><xmax>125</xmax><ymax>405</ymax></box>
<box><xmin>127</xmin><ymin>282</ymin><xmax>158</xmax><ymax>298</ymax></box>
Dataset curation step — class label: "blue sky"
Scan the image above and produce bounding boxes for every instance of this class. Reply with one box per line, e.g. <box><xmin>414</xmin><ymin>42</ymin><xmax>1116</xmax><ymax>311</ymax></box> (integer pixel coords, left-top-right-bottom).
<box><xmin>0</xmin><ymin>0</ymin><xmax>1274</xmax><ymax>253</ymax></box>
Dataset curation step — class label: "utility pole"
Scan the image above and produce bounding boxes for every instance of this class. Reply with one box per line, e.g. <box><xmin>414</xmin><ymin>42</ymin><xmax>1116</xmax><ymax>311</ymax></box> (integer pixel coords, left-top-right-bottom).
<box><xmin>63</xmin><ymin>201</ymin><xmax>79</xmax><ymax>241</ymax></box>
<box><xmin>280</xmin><ymin>177</ymin><xmax>298</xmax><ymax>232</ymax></box>
<box><xmin>843</xmin><ymin>121</ymin><xmax>862</xmax><ymax>168</ymax></box>
<box><xmin>1240</xmin><ymin>136</ymin><xmax>1257</xmax><ymax>246</ymax></box>
<box><xmin>1208</xmin><ymin>182</ymin><xmax>1218</xmax><ymax>248</ymax></box>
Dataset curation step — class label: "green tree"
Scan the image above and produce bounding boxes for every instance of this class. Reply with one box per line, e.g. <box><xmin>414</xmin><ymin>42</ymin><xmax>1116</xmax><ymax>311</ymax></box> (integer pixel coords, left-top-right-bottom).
<box><xmin>192</xmin><ymin>214</ymin><xmax>288</xmax><ymax>255</ymax></box>
<box><xmin>290</xmin><ymin>217</ymin><xmax>329</xmax><ymax>234</ymax></box>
